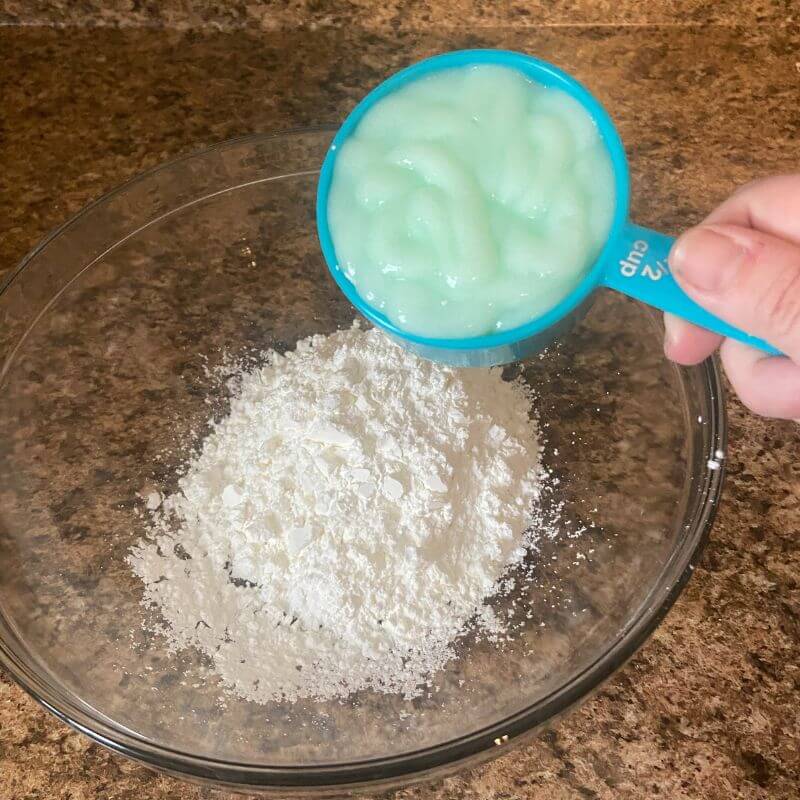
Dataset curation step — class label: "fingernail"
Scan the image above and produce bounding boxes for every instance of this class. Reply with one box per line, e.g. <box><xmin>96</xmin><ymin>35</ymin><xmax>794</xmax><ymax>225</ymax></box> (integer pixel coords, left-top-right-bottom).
<box><xmin>663</xmin><ymin>311</ymin><xmax>683</xmax><ymax>348</ymax></box>
<box><xmin>670</xmin><ymin>228</ymin><xmax>746</xmax><ymax>293</ymax></box>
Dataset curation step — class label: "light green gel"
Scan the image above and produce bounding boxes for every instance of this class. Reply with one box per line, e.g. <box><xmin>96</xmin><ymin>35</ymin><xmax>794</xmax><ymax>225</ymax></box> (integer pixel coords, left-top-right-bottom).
<box><xmin>327</xmin><ymin>64</ymin><xmax>616</xmax><ymax>339</ymax></box>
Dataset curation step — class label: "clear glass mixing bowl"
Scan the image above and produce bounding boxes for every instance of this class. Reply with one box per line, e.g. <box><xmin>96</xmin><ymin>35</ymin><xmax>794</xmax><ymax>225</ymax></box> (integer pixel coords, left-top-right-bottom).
<box><xmin>0</xmin><ymin>130</ymin><xmax>724</xmax><ymax>793</ymax></box>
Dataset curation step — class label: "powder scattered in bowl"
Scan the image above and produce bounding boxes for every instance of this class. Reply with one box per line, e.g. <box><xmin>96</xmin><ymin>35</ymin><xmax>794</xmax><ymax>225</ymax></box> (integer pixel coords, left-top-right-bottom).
<box><xmin>129</xmin><ymin>325</ymin><xmax>547</xmax><ymax>703</ymax></box>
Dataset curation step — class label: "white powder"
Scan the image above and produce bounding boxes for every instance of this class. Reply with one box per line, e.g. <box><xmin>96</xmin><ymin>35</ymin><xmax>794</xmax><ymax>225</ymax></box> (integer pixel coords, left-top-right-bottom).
<box><xmin>129</xmin><ymin>325</ymin><xmax>544</xmax><ymax>703</ymax></box>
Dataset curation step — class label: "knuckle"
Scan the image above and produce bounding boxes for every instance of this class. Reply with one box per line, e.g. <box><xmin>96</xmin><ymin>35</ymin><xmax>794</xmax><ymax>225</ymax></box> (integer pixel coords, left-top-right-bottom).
<box><xmin>733</xmin><ymin>177</ymin><xmax>769</xmax><ymax>198</ymax></box>
<box><xmin>736</xmin><ymin>384</ymin><xmax>800</xmax><ymax>420</ymax></box>
<box><xmin>733</xmin><ymin>174</ymin><xmax>798</xmax><ymax>200</ymax></box>
<box><xmin>760</xmin><ymin>266</ymin><xmax>800</xmax><ymax>341</ymax></box>
<box><xmin>735</xmin><ymin>386</ymin><xmax>774</xmax><ymax>418</ymax></box>
<box><xmin>729</xmin><ymin>371</ymin><xmax>778</xmax><ymax>417</ymax></box>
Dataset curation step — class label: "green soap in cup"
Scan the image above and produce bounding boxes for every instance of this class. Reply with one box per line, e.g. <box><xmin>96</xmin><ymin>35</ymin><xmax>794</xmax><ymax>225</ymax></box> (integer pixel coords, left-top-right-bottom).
<box><xmin>325</xmin><ymin>63</ymin><xmax>614</xmax><ymax>340</ymax></box>
<box><xmin>317</xmin><ymin>50</ymin><xmax>781</xmax><ymax>366</ymax></box>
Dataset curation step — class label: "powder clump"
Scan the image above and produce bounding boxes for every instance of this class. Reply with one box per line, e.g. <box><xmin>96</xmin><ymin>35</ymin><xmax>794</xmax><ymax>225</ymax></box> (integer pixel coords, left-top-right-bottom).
<box><xmin>129</xmin><ymin>325</ymin><xmax>544</xmax><ymax>702</ymax></box>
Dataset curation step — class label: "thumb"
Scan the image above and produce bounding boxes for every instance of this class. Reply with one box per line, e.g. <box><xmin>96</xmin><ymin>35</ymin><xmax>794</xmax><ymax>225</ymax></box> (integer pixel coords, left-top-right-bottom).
<box><xmin>669</xmin><ymin>223</ymin><xmax>800</xmax><ymax>360</ymax></box>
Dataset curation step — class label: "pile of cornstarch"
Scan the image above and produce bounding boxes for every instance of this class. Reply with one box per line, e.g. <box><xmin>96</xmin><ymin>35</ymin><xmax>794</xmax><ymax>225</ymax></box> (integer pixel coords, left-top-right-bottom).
<box><xmin>129</xmin><ymin>325</ymin><xmax>545</xmax><ymax>703</ymax></box>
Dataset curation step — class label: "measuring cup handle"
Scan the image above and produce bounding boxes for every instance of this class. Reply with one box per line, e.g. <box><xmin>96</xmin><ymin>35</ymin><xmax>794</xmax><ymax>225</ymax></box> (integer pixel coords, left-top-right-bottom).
<box><xmin>601</xmin><ymin>222</ymin><xmax>782</xmax><ymax>356</ymax></box>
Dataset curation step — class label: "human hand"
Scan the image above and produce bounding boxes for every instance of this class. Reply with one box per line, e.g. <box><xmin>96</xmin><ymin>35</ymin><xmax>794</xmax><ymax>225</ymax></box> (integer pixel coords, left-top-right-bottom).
<box><xmin>664</xmin><ymin>174</ymin><xmax>800</xmax><ymax>419</ymax></box>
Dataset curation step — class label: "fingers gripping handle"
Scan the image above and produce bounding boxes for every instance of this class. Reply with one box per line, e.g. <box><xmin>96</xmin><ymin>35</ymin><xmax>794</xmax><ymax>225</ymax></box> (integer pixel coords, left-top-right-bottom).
<box><xmin>602</xmin><ymin>223</ymin><xmax>782</xmax><ymax>357</ymax></box>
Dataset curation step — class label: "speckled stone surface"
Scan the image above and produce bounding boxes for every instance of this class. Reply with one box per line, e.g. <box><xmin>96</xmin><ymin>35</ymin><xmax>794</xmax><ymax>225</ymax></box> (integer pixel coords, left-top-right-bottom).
<box><xmin>0</xmin><ymin>1</ymin><xmax>796</xmax><ymax>29</ymax></box>
<box><xmin>0</xmin><ymin>12</ymin><xmax>799</xmax><ymax>800</ymax></box>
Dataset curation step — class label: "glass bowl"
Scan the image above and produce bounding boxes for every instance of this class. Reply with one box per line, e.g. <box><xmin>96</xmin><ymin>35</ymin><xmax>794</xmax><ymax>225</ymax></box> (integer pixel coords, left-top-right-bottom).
<box><xmin>0</xmin><ymin>130</ymin><xmax>724</xmax><ymax>794</ymax></box>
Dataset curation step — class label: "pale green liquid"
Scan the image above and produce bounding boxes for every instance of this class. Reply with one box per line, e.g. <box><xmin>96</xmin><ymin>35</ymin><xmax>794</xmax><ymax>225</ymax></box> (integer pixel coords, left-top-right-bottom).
<box><xmin>327</xmin><ymin>65</ymin><xmax>616</xmax><ymax>338</ymax></box>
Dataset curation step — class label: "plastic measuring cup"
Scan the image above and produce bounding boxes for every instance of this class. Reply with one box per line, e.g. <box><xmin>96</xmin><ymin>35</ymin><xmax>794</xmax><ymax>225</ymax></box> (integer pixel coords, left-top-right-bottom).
<box><xmin>316</xmin><ymin>49</ymin><xmax>780</xmax><ymax>367</ymax></box>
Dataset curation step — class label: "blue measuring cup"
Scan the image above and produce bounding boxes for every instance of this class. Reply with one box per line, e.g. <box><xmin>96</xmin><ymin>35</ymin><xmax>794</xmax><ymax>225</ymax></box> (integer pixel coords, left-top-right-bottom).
<box><xmin>316</xmin><ymin>49</ymin><xmax>780</xmax><ymax>367</ymax></box>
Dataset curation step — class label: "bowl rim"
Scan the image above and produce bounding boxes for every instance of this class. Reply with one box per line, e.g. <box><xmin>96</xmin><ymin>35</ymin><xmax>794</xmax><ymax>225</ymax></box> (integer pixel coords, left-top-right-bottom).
<box><xmin>0</xmin><ymin>129</ymin><xmax>726</xmax><ymax>790</ymax></box>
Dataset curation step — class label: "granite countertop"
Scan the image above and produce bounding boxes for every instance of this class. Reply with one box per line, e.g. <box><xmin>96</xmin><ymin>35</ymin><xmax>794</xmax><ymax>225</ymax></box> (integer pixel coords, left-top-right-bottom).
<box><xmin>1</xmin><ymin>4</ymin><xmax>799</xmax><ymax>799</ymax></box>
